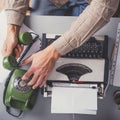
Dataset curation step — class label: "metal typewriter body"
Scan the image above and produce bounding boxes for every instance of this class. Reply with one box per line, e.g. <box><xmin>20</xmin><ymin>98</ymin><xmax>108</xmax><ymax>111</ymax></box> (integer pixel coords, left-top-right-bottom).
<box><xmin>41</xmin><ymin>34</ymin><xmax>109</xmax><ymax>99</ymax></box>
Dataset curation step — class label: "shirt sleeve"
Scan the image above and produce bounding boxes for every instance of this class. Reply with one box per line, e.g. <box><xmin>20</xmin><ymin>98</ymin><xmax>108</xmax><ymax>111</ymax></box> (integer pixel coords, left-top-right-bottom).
<box><xmin>4</xmin><ymin>0</ymin><xmax>29</xmax><ymax>26</ymax></box>
<box><xmin>51</xmin><ymin>0</ymin><xmax>119</xmax><ymax>55</ymax></box>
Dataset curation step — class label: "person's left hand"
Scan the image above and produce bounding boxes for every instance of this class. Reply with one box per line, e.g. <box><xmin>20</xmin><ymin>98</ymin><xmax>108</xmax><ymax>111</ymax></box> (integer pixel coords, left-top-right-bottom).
<box><xmin>21</xmin><ymin>45</ymin><xmax>60</xmax><ymax>89</ymax></box>
<box><xmin>2</xmin><ymin>24</ymin><xmax>24</xmax><ymax>59</ymax></box>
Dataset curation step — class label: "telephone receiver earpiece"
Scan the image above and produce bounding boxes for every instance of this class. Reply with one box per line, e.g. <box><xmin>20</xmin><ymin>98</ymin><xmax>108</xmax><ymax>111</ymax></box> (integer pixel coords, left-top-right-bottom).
<box><xmin>2</xmin><ymin>32</ymin><xmax>33</xmax><ymax>70</ymax></box>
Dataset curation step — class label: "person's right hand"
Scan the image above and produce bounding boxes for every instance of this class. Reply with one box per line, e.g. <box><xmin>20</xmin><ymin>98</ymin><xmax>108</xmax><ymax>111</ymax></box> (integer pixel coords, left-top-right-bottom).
<box><xmin>2</xmin><ymin>24</ymin><xmax>23</xmax><ymax>58</ymax></box>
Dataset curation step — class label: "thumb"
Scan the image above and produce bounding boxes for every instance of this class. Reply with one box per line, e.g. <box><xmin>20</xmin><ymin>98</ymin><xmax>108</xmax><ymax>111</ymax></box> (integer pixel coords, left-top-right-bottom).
<box><xmin>21</xmin><ymin>56</ymin><xmax>32</xmax><ymax>65</ymax></box>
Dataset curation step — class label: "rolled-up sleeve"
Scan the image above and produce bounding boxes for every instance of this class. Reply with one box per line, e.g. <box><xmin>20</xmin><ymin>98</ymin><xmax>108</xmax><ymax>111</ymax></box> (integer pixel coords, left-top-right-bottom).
<box><xmin>52</xmin><ymin>0</ymin><xmax>119</xmax><ymax>55</ymax></box>
<box><xmin>4</xmin><ymin>0</ymin><xmax>29</xmax><ymax>26</ymax></box>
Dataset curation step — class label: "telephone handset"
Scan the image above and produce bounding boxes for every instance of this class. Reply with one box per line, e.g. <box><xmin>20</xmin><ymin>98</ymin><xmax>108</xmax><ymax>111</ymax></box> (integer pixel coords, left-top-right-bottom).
<box><xmin>3</xmin><ymin>32</ymin><xmax>33</xmax><ymax>70</ymax></box>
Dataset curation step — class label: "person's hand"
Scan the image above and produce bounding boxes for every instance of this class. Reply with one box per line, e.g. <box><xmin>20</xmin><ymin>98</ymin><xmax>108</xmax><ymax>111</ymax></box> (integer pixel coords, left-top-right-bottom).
<box><xmin>2</xmin><ymin>24</ymin><xmax>23</xmax><ymax>58</ymax></box>
<box><xmin>22</xmin><ymin>45</ymin><xmax>61</xmax><ymax>89</ymax></box>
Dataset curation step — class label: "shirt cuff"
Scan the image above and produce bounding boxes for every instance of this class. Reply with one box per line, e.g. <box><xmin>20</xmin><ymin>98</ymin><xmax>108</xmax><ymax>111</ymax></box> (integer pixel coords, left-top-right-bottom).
<box><xmin>6</xmin><ymin>10</ymin><xmax>25</xmax><ymax>26</ymax></box>
<box><xmin>51</xmin><ymin>33</ymin><xmax>74</xmax><ymax>55</ymax></box>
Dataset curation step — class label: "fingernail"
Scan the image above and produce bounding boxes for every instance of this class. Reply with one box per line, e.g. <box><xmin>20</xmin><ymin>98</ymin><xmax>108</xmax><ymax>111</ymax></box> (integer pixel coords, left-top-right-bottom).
<box><xmin>27</xmin><ymin>82</ymin><xmax>32</xmax><ymax>86</ymax></box>
<box><xmin>32</xmin><ymin>86</ymin><xmax>36</xmax><ymax>89</ymax></box>
<box><xmin>22</xmin><ymin>76</ymin><xmax>27</xmax><ymax>80</ymax></box>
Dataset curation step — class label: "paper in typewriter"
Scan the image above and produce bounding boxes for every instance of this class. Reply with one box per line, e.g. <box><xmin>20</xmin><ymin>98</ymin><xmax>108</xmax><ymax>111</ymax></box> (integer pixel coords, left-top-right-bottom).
<box><xmin>51</xmin><ymin>86</ymin><xmax>97</xmax><ymax>114</ymax></box>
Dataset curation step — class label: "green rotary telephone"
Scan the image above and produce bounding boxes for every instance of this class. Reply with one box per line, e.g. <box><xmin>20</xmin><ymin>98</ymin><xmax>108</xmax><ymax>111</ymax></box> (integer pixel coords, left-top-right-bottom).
<box><xmin>4</xmin><ymin>69</ymin><xmax>39</xmax><ymax>111</ymax></box>
<box><xmin>2</xmin><ymin>32</ymin><xmax>39</xmax><ymax>117</ymax></box>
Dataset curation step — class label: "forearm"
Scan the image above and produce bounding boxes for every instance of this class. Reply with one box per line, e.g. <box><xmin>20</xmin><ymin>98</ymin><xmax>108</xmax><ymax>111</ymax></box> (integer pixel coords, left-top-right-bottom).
<box><xmin>4</xmin><ymin>0</ymin><xmax>29</xmax><ymax>26</ymax></box>
<box><xmin>52</xmin><ymin>0</ymin><xmax>119</xmax><ymax>55</ymax></box>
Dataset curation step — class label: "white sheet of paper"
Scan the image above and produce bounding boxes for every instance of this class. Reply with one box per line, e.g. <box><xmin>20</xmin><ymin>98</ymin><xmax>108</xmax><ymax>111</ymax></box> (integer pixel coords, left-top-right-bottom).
<box><xmin>0</xmin><ymin>10</ymin><xmax>40</xmax><ymax>83</ymax></box>
<box><xmin>51</xmin><ymin>87</ymin><xmax>97</xmax><ymax>114</ymax></box>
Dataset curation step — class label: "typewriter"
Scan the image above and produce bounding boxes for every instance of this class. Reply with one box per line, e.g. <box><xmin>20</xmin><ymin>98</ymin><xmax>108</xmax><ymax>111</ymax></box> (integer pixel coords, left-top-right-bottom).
<box><xmin>41</xmin><ymin>33</ymin><xmax>109</xmax><ymax>99</ymax></box>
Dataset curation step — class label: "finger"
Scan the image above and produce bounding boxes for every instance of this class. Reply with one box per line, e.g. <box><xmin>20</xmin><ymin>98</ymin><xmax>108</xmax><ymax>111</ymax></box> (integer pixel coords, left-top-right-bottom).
<box><xmin>14</xmin><ymin>48</ymin><xmax>19</xmax><ymax>58</ymax></box>
<box><xmin>27</xmin><ymin>73</ymin><xmax>39</xmax><ymax>86</ymax></box>
<box><xmin>14</xmin><ymin>44</ymin><xmax>24</xmax><ymax>59</ymax></box>
<box><xmin>21</xmin><ymin>56</ymin><xmax>32</xmax><ymax>65</ymax></box>
<box><xmin>22</xmin><ymin>67</ymin><xmax>34</xmax><ymax>80</ymax></box>
<box><xmin>39</xmin><ymin>76</ymin><xmax>47</xmax><ymax>88</ymax></box>
<box><xmin>20</xmin><ymin>44</ymin><xmax>24</xmax><ymax>52</ymax></box>
<box><xmin>39</xmin><ymin>70</ymin><xmax>49</xmax><ymax>88</ymax></box>
<box><xmin>32</xmin><ymin>75</ymin><xmax>44</xmax><ymax>89</ymax></box>
<box><xmin>17</xmin><ymin>44</ymin><xmax>24</xmax><ymax>53</ymax></box>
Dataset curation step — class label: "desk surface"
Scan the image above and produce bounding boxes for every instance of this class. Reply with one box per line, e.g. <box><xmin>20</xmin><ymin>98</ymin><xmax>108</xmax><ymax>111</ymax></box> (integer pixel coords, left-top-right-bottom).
<box><xmin>0</xmin><ymin>16</ymin><xmax>120</xmax><ymax>120</ymax></box>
